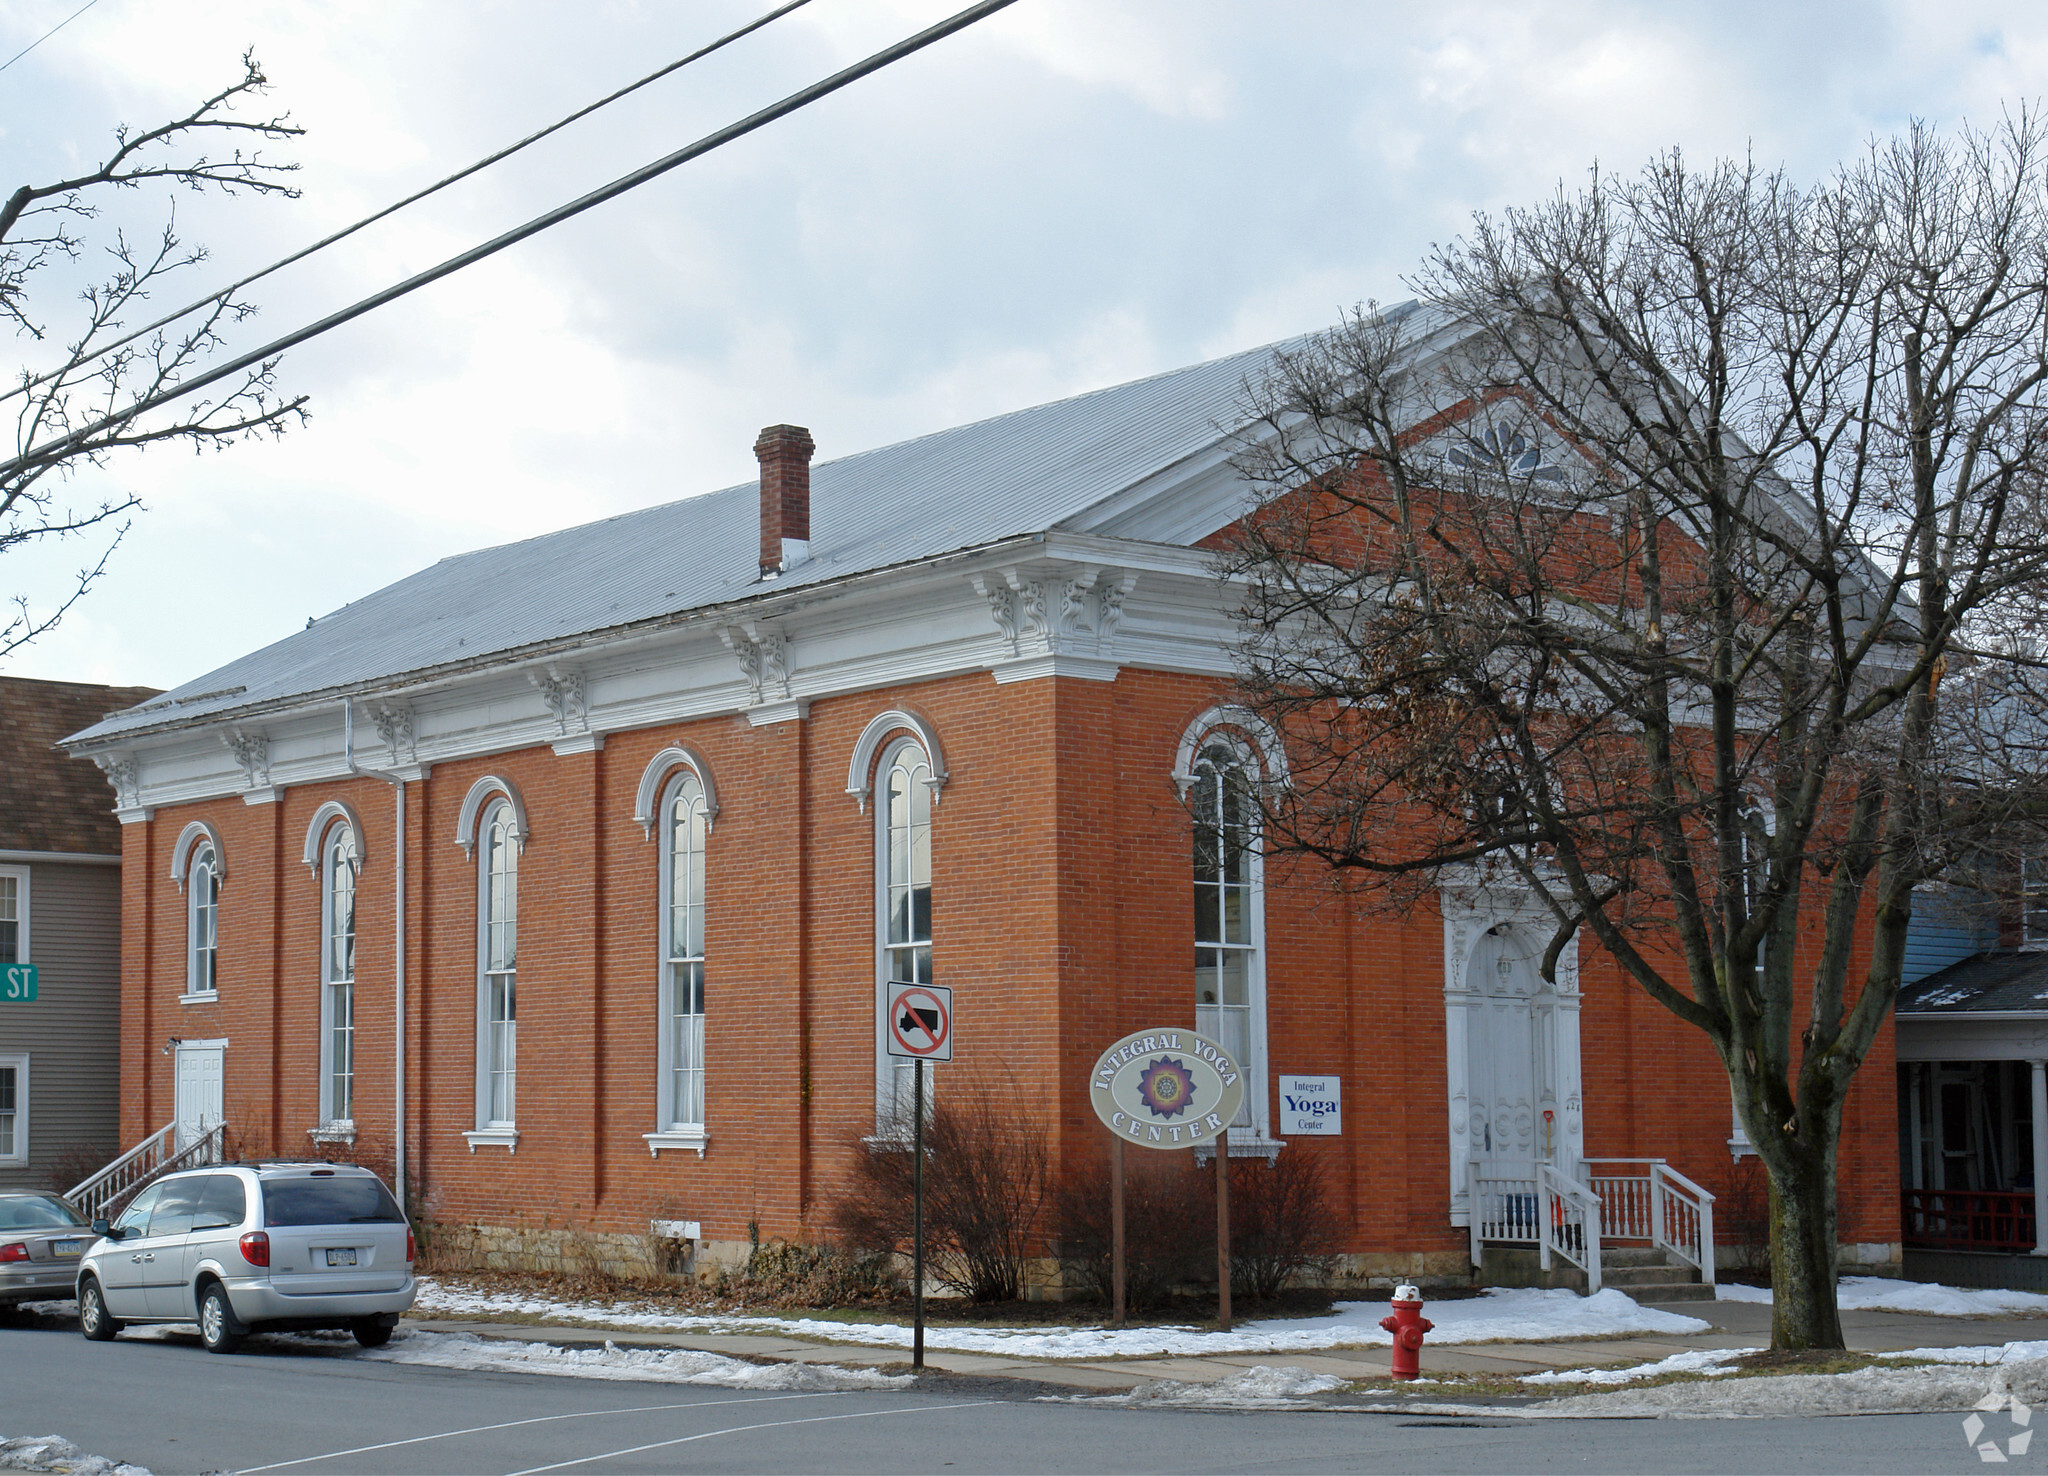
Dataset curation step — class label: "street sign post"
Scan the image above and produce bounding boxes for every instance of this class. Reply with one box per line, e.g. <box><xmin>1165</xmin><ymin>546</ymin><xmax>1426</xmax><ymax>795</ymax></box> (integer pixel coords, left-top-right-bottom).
<box><xmin>1</xmin><ymin>964</ymin><xmax>36</xmax><ymax>1002</ymax></box>
<box><xmin>884</xmin><ymin>981</ymin><xmax>952</xmax><ymax>1369</ymax></box>
<box><xmin>1087</xmin><ymin>1027</ymin><xmax>1247</xmax><ymax>1329</ymax></box>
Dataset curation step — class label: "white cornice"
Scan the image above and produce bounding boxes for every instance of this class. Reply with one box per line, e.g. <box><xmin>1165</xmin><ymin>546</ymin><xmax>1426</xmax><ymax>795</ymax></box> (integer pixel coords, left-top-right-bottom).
<box><xmin>92</xmin><ymin>538</ymin><xmax>1246</xmax><ymax>813</ymax></box>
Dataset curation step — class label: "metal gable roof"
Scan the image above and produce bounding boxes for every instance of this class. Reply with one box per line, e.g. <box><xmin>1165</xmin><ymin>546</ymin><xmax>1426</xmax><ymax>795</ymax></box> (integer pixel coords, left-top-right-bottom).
<box><xmin>67</xmin><ymin>332</ymin><xmax>1322</xmax><ymax>746</ymax></box>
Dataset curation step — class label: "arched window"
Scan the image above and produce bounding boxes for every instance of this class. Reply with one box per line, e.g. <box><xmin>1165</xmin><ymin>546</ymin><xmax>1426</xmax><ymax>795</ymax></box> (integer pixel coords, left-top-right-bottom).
<box><xmin>188</xmin><ymin>843</ymin><xmax>220</xmax><ymax>998</ymax></box>
<box><xmin>478</xmin><ymin>801</ymin><xmax>519</xmax><ymax>1132</ymax></box>
<box><xmin>1191</xmin><ymin>738</ymin><xmax>1262</xmax><ymax>1135</ymax></box>
<box><xmin>659</xmin><ymin>771</ymin><xmax>709</xmax><ymax>1139</ymax></box>
<box><xmin>320</xmin><ymin>823</ymin><xmax>359</xmax><ymax>1128</ymax></box>
<box><xmin>877</xmin><ymin>737</ymin><xmax>935</xmax><ymax>1130</ymax></box>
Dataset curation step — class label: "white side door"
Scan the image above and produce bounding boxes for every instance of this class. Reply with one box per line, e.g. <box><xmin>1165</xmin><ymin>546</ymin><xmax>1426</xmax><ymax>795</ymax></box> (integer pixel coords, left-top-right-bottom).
<box><xmin>174</xmin><ymin>1041</ymin><xmax>226</xmax><ymax>1150</ymax></box>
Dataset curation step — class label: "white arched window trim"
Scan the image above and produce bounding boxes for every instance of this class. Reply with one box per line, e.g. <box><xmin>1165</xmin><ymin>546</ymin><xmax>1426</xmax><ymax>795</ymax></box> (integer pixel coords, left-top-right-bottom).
<box><xmin>454</xmin><ymin>775</ymin><xmax>529</xmax><ymax>859</ymax></box>
<box><xmin>169</xmin><ymin>820</ymin><xmax>227</xmax><ymax>892</ymax></box>
<box><xmin>1170</xmin><ymin>704</ymin><xmax>1290</xmax><ymax>799</ymax></box>
<box><xmin>1177</xmin><ymin>709</ymin><xmax>1282</xmax><ymax>1159</ymax></box>
<box><xmin>301</xmin><ymin>800</ymin><xmax>368</xmax><ymax>875</ymax></box>
<box><xmin>845</xmin><ymin>709</ymin><xmax>947</xmax><ymax>812</ymax></box>
<box><xmin>634</xmin><ymin>746</ymin><xmax>719</xmax><ymax>840</ymax></box>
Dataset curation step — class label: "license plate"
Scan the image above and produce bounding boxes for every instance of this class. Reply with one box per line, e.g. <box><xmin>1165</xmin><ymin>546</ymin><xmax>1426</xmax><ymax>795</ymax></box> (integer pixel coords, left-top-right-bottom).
<box><xmin>50</xmin><ymin>1239</ymin><xmax>82</xmax><ymax>1257</ymax></box>
<box><xmin>324</xmin><ymin>1248</ymin><xmax>358</xmax><ymax>1267</ymax></box>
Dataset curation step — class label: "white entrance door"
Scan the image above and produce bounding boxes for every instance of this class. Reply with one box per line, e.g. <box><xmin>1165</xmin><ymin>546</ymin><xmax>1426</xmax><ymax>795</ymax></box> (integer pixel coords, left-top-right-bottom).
<box><xmin>1467</xmin><ymin>927</ymin><xmax>1546</xmax><ymax>1175</ymax></box>
<box><xmin>174</xmin><ymin>1041</ymin><xmax>225</xmax><ymax>1150</ymax></box>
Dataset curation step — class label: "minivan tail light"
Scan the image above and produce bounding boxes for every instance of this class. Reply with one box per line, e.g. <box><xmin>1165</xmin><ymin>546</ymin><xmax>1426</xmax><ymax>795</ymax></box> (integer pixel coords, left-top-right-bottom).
<box><xmin>0</xmin><ymin>1242</ymin><xmax>26</xmax><ymax>1263</ymax></box>
<box><xmin>406</xmin><ymin>1228</ymin><xmax>416</xmax><ymax>1263</ymax></box>
<box><xmin>239</xmin><ymin>1231</ymin><xmax>271</xmax><ymax>1267</ymax></box>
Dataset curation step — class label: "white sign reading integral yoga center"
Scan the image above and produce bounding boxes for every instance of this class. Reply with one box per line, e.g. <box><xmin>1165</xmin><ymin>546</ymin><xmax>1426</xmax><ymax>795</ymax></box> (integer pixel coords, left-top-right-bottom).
<box><xmin>1278</xmin><ymin>1074</ymin><xmax>1342</xmax><ymax>1135</ymax></box>
<box><xmin>1089</xmin><ymin>1027</ymin><xmax>1246</xmax><ymax>1150</ymax></box>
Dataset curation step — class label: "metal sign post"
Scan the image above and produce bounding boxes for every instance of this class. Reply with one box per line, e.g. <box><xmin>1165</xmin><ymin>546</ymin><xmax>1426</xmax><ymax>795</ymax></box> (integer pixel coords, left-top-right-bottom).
<box><xmin>885</xmin><ymin>981</ymin><xmax>952</xmax><ymax>1372</ymax></box>
<box><xmin>1087</xmin><ymin>1027</ymin><xmax>1246</xmax><ymax>1334</ymax></box>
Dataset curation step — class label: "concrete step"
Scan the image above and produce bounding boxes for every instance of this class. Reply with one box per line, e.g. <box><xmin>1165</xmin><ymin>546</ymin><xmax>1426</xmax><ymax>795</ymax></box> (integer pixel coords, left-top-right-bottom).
<box><xmin>1625</xmin><ymin>1281</ymin><xmax>1717</xmax><ymax>1303</ymax></box>
<box><xmin>1598</xmin><ymin>1246</ymin><xmax>1680</xmax><ymax>1268</ymax></box>
<box><xmin>1599</xmin><ymin>1263</ymin><xmax>1698</xmax><ymax>1287</ymax></box>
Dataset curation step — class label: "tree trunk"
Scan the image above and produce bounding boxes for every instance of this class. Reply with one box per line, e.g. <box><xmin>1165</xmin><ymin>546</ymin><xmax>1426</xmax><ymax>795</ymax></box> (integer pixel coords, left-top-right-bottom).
<box><xmin>1765</xmin><ymin>1152</ymin><xmax>1845</xmax><ymax>1349</ymax></box>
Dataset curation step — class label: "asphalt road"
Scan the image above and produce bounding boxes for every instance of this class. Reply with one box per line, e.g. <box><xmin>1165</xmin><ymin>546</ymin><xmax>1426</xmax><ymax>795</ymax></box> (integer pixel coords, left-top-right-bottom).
<box><xmin>0</xmin><ymin>1318</ymin><xmax>2012</xmax><ymax>1475</ymax></box>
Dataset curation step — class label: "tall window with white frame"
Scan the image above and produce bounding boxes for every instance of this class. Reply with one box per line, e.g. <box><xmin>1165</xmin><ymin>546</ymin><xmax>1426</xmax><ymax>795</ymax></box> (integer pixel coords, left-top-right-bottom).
<box><xmin>188</xmin><ymin>843</ymin><xmax>219</xmax><ymax>997</ymax></box>
<box><xmin>479</xmin><ymin>802</ymin><xmax>518</xmax><ymax>1130</ymax></box>
<box><xmin>0</xmin><ymin>1055</ymin><xmax>21</xmax><ymax>1163</ymax></box>
<box><xmin>878</xmin><ymin>740</ymin><xmax>933</xmax><ymax>1129</ymax></box>
<box><xmin>321</xmin><ymin>824</ymin><xmax>359</xmax><ymax>1128</ymax></box>
<box><xmin>0</xmin><ymin>868</ymin><xmax>22</xmax><ymax>965</ymax></box>
<box><xmin>1192</xmin><ymin>739</ymin><xmax>1260</xmax><ymax>1131</ymax></box>
<box><xmin>660</xmin><ymin>771</ymin><xmax>708</xmax><ymax>1135</ymax></box>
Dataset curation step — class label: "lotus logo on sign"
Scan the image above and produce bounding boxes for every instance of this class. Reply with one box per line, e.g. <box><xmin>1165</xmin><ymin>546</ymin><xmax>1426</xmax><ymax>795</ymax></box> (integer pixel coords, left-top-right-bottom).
<box><xmin>1089</xmin><ymin>1027</ymin><xmax>1245</xmax><ymax>1149</ymax></box>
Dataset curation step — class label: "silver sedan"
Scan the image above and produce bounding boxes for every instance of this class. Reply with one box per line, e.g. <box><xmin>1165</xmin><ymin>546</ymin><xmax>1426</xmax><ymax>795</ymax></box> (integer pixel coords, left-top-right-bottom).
<box><xmin>0</xmin><ymin>1191</ymin><xmax>91</xmax><ymax>1308</ymax></box>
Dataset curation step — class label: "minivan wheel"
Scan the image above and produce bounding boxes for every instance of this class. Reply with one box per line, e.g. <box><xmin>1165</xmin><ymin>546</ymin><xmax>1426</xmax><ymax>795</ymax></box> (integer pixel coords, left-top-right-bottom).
<box><xmin>351</xmin><ymin>1318</ymin><xmax>393</xmax><ymax>1349</ymax></box>
<box><xmin>197</xmin><ymin>1283</ymin><xmax>243</xmax><ymax>1354</ymax></box>
<box><xmin>78</xmin><ymin>1278</ymin><xmax>120</xmax><ymax>1341</ymax></box>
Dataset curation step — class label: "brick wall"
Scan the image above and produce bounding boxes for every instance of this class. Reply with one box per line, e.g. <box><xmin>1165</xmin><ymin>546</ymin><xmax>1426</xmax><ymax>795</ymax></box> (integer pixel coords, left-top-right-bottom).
<box><xmin>118</xmin><ymin>664</ymin><xmax>1899</xmax><ymax>1263</ymax></box>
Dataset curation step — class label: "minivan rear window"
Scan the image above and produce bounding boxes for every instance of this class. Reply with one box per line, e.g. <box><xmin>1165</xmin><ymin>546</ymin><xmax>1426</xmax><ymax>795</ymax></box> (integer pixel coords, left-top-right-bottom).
<box><xmin>262</xmin><ymin>1177</ymin><xmax>404</xmax><ymax>1227</ymax></box>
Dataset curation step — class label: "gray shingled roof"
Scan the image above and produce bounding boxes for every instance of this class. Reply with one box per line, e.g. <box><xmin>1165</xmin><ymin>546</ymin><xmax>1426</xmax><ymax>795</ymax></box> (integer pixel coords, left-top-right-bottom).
<box><xmin>67</xmin><ymin>331</ymin><xmax>1335</xmax><ymax>746</ymax></box>
<box><xmin>1898</xmin><ymin>952</ymin><xmax>2048</xmax><ymax>1014</ymax></box>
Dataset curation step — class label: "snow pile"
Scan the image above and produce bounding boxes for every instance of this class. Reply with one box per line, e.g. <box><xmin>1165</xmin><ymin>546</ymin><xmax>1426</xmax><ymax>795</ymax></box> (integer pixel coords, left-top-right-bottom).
<box><xmin>377</xmin><ymin>1331</ymin><xmax>885</xmax><ymax>1387</ymax></box>
<box><xmin>1878</xmin><ymin>1341</ymin><xmax>2048</xmax><ymax>1365</ymax></box>
<box><xmin>1525</xmin><ymin>1355</ymin><xmax>2048</xmax><ymax>1420</ymax></box>
<box><xmin>413</xmin><ymin>1278</ymin><xmax>1706</xmax><ymax>1359</ymax></box>
<box><xmin>1716</xmin><ymin>1276</ymin><xmax>2048</xmax><ymax>1317</ymax></box>
<box><xmin>358</xmin><ymin>1330</ymin><xmax>910</xmax><ymax>1390</ymax></box>
<box><xmin>1052</xmin><ymin>1366</ymin><xmax>1349</xmax><ymax>1409</ymax></box>
<box><xmin>1519</xmin><ymin>1347</ymin><xmax>1757</xmax><ymax>1386</ymax></box>
<box><xmin>0</xmin><ymin>1434</ymin><xmax>151</xmax><ymax>1476</ymax></box>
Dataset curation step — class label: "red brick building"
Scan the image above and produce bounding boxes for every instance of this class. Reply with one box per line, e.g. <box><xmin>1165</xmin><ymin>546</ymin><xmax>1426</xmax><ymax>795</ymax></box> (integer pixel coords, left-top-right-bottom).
<box><xmin>62</xmin><ymin>336</ymin><xmax>1901</xmax><ymax>1287</ymax></box>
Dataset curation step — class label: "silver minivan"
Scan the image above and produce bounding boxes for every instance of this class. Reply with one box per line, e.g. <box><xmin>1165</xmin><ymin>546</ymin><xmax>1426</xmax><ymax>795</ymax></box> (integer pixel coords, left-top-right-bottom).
<box><xmin>76</xmin><ymin>1162</ymin><xmax>415</xmax><ymax>1353</ymax></box>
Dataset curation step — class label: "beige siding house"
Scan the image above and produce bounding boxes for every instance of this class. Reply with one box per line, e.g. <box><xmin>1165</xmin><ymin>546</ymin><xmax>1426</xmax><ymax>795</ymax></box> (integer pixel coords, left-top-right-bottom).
<box><xmin>0</xmin><ymin>677</ymin><xmax>158</xmax><ymax>1191</ymax></box>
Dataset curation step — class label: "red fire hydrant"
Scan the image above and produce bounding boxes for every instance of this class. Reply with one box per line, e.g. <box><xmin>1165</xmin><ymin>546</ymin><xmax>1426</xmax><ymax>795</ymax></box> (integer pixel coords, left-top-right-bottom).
<box><xmin>1379</xmin><ymin>1284</ymin><xmax>1434</xmax><ymax>1381</ymax></box>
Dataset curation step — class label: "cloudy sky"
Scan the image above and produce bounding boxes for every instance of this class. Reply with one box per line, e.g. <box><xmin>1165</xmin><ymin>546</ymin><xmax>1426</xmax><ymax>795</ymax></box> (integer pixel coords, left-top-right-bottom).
<box><xmin>1</xmin><ymin>0</ymin><xmax>2042</xmax><ymax>690</ymax></box>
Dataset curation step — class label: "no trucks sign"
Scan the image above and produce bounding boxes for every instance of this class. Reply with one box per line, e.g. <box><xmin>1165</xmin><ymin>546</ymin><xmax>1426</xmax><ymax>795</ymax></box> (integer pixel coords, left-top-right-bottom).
<box><xmin>1088</xmin><ymin>1027</ymin><xmax>1245</xmax><ymax>1150</ymax></box>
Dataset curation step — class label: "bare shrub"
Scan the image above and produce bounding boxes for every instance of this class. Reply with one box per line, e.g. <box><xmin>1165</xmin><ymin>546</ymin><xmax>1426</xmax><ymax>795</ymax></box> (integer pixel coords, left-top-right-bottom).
<box><xmin>1228</xmin><ymin>1148</ymin><xmax>1339</xmax><ymax>1299</ymax></box>
<box><xmin>833</xmin><ymin>1070</ymin><xmax>1051</xmax><ymax>1303</ymax></box>
<box><xmin>714</xmin><ymin>1239</ymin><xmax>900</xmax><ymax>1308</ymax></box>
<box><xmin>1055</xmin><ymin>1151</ymin><xmax>1213</xmax><ymax>1312</ymax></box>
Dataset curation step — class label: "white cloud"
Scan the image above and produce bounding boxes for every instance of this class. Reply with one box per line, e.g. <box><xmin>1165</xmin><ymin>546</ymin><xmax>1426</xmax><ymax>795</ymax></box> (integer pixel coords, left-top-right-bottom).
<box><xmin>1</xmin><ymin>0</ymin><xmax>2045</xmax><ymax>685</ymax></box>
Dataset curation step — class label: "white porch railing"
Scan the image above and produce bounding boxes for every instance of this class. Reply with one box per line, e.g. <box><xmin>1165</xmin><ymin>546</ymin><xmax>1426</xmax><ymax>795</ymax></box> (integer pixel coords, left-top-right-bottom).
<box><xmin>1465</xmin><ymin>1160</ymin><xmax>1604</xmax><ymax>1292</ymax></box>
<box><xmin>1584</xmin><ymin>1157</ymin><xmax>1716</xmax><ymax>1286</ymax></box>
<box><xmin>65</xmin><ymin>1122</ymin><xmax>227</xmax><ymax>1223</ymax></box>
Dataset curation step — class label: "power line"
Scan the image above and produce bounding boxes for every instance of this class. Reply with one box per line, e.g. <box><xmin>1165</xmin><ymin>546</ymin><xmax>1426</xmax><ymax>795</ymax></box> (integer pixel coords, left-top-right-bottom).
<box><xmin>0</xmin><ymin>0</ymin><xmax>100</xmax><ymax>76</ymax></box>
<box><xmin>0</xmin><ymin>0</ymin><xmax>1020</xmax><ymax>487</ymax></box>
<box><xmin>1</xmin><ymin>0</ymin><xmax>814</xmax><ymax>407</ymax></box>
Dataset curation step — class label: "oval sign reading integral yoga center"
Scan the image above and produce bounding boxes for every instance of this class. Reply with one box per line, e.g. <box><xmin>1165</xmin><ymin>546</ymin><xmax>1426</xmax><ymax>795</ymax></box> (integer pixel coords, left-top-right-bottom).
<box><xmin>1088</xmin><ymin>1027</ymin><xmax>1246</xmax><ymax>1150</ymax></box>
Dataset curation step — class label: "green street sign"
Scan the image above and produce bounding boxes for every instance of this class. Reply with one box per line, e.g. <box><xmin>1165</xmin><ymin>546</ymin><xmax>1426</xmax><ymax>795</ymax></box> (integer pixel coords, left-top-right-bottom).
<box><xmin>1</xmin><ymin>964</ymin><xmax>36</xmax><ymax>1002</ymax></box>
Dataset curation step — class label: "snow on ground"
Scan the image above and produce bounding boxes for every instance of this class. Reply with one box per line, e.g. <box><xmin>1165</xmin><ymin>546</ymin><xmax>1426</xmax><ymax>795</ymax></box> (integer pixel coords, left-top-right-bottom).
<box><xmin>1046</xmin><ymin>1366</ymin><xmax>1349</xmax><ymax>1409</ymax></box>
<box><xmin>412</xmin><ymin>1279</ymin><xmax>1707</xmax><ymax>1359</ymax></box>
<box><xmin>0</xmin><ymin>1432</ymin><xmax>152</xmax><ymax>1475</ymax></box>
<box><xmin>1519</xmin><ymin>1347</ymin><xmax>1757</xmax><ymax>1386</ymax></box>
<box><xmin>1717</xmin><ymin>1276</ymin><xmax>2048</xmax><ymax>1317</ymax></box>
<box><xmin>1523</xmin><ymin>1355</ymin><xmax>2048</xmax><ymax>1420</ymax></box>
<box><xmin>353</xmin><ymin>1329</ymin><xmax>910</xmax><ymax>1389</ymax></box>
<box><xmin>1876</xmin><ymin>1340</ymin><xmax>2048</xmax><ymax>1365</ymax></box>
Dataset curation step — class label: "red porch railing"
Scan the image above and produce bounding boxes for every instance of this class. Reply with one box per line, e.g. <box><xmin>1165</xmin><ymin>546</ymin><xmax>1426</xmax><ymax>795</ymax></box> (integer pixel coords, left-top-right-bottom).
<box><xmin>1901</xmin><ymin>1188</ymin><xmax>2038</xmax><ymax>1252</ymax></box>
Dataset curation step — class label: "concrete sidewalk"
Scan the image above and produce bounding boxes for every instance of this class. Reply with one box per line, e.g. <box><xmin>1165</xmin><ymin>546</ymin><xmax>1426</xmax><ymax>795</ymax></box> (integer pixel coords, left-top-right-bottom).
<box><xmin>402</xmin><ymin>1298</ymin><xmax>2048</xmax><ymax>1393</ymax></box>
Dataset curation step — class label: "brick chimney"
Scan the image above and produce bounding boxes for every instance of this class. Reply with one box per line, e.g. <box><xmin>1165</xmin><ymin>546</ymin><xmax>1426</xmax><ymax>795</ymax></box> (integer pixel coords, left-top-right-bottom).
<box><xmin>755</xmin><ymin>424</ymin><xmax>815</xmax><ymax>578</ymax></box>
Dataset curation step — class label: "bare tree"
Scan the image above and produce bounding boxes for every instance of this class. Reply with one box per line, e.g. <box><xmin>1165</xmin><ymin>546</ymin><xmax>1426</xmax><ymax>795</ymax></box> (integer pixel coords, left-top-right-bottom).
<box><xmin>1223</xmin><ymin>118</ymin><xmax>2048</xmax><ymax>1349</ymax></box>
<box><xmin>2</xmin><ymin>52</ymin><xmax>307</xmax><ymax>657</ymax></box>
